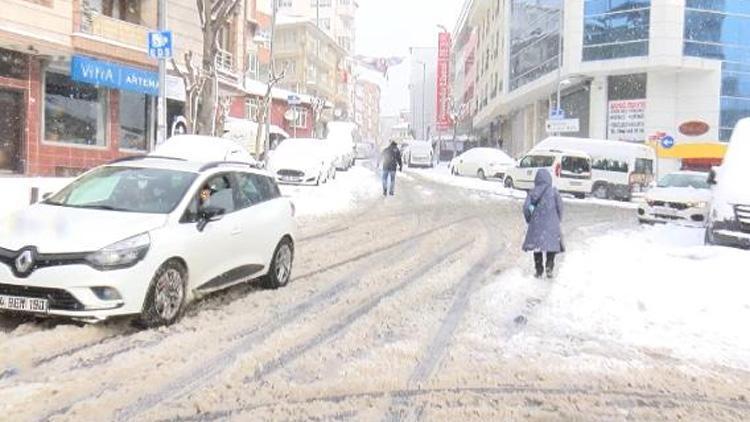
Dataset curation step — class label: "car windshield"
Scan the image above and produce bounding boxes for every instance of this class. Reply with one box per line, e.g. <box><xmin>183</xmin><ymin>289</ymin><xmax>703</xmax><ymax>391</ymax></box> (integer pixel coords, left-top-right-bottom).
<box><xmin>45</xmin><ymin>166</ymin><xmax>197</xmax><ymax>214</ymax></box>
<box><xmin>658</xmin><ymin>173</ymin><xmax>710</xmax><ymax>189</ymax></box>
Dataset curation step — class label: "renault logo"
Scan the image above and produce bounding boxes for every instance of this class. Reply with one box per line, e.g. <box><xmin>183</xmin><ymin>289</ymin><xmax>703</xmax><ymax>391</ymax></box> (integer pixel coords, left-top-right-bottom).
<box><xmin>15</xmin><ymin>249</ymin><xmax>35</xmax><ymax>275</ymax></box>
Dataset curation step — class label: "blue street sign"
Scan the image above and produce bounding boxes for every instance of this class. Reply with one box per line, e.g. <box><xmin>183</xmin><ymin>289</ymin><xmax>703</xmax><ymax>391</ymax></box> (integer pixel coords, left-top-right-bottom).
<box><xmin>661</xmin><ymin>135</ymin><xmax>675</xmax><ymax>149</ymax></box>
<box><xmin>148</xmin><ymin>31</ymin><xmax>173</xmax><ymax>59</ymax></box>
<box><xmin>287</xmin><ymin>94</ymin><xmax>302</xmax><ymax>106</ymax></box>
<box><xmin>549</xmin><ymin>108</ymin><xmax>565</xmax><ymax>120</ymax></box>
<box><xmin>71</xmin><ymin>55</ymin><xmax>158</xmax><ymax>95</ymax></box>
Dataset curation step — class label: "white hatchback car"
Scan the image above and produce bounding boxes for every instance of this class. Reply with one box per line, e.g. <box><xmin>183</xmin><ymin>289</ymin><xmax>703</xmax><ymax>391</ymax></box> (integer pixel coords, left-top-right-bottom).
<box><xmin>0</xmin><ymin>157</ymin><xmax>297</xmax><ymax>326</ymax></box>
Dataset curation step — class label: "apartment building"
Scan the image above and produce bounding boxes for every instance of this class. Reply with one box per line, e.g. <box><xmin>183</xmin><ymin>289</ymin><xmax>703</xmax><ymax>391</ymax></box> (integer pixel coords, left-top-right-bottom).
<box><xmin>274</xmin><ymin>15</ymin><xmax>348</xmax><ymax>119</ymax></box>
<box><xmin>277</xmin><ymin>0</ymin><xmax>357</xmax><ymax>53</ymax></box>
<box><xmin>455</xmin><ymin>0</ymin><xmax>743</xmax><ymax>173</ymax></box>
<box><xmin>353</xmin><ymin>74</ymin><xmax>381</xmax><ymax>141</ymax></box>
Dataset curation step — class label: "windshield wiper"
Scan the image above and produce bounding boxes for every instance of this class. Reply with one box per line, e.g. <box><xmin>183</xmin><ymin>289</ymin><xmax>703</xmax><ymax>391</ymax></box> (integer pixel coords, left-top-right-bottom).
<box><xmin>70</xmin><ymin>204</ymin><xmax>132</xmax><ymax>212</ymax></box>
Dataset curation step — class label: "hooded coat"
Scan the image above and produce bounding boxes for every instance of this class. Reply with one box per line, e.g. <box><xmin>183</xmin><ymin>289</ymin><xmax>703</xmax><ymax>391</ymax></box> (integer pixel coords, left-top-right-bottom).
<box><xmin>522</xmin><ymin>170</ymin><xmax>564</xmax><ymax>253</ymax></box>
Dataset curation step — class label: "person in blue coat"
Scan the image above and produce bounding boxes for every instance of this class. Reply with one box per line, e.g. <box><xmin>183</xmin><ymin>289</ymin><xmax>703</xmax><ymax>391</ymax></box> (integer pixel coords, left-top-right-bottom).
<box><xmin>523</xmin><ymin>169</ymin><xmax>564</xmax><ymax>278</ymax></box>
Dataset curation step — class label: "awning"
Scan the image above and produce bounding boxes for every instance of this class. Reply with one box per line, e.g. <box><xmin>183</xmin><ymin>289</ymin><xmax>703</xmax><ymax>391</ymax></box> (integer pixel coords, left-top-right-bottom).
<box><xmin>649</xmin><ymin>140</ymin><xmax>728</xmax><ymax>159</ymax></box>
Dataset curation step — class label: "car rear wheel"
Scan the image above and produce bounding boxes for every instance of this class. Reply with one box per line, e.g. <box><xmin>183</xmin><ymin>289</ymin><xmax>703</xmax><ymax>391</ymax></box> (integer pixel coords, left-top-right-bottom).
<box><xmin>592</xmin><ymin>183</ymin><xmax>609</xmax><ymax>199</ymax></box>
<box><xmin>477</xmin><ymin>169</ymin><xmax>486</xmax><ymax>180</ymax></box>
<box><xmin>262</xmin><ymin>238</ymin><xmax>294</xmax><ymax>289</ymax></box>
<box><xmin>451</xmin><ymin>166</ymin><xmax>458</xmax><ymax>176</ymax></box>
<box><xmin>138</xmin><ymin>260</ymin><xmax>187</xmax><ymax>328</ymax></box>
<box><xmin>504</xmin><ymin>177</ymin><xmax>514</xmax><ymax>189</ymax></box>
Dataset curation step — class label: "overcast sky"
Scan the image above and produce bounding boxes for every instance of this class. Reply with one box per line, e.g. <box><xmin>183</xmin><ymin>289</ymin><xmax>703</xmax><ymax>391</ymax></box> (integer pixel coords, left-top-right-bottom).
<box><xmin>356</xmin><ymin>0</ymin><xmax>464</xmax><ymax>116</ymax></box>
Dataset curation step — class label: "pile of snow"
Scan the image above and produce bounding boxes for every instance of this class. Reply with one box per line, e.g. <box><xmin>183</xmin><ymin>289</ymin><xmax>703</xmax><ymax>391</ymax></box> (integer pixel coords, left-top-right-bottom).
<box><xmin>281</xmin><ymin>166</ymin><xmax>381</xmax><ymax>218</ymax></box>
<box><xmin>0</xmin><ymin>178</ymin><xmax>71</xmax><ymax>220</ymax></box>
<box><xmin>409</xmin><ymin>164</ymin><xmax>638</xmax><ymax>209</ymax></box>
<box><xmin>476</xmin><ymin>224</ymin><xmax>750</xmax><ymax>371</ymax></box>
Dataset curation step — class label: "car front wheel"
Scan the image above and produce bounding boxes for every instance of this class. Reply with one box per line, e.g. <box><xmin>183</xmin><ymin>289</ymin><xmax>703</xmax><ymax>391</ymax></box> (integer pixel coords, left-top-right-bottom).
<box><xmin>477</xmin><ymin>169</ymin><xmax>486</xmax><ymax>180</ymax></box>
<box><xmin>262</xmin><ymin>238</ymin><xmax>294</xmax><ymax>289</ymax></box>
<box><xmin>138</xmin><ymin>260</ymin><xmax>187</xmax><ymax>328</ymax></box>
<box><xmin>504</xmin><ymin>177</ymin><xmax>514</xmax><ymax>189</ymax></box>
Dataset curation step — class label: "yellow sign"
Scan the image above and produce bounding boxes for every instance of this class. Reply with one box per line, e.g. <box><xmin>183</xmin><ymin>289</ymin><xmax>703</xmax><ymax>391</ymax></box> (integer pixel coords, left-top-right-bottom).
<box><xmin>647</xmin><ymin>140</ymin><xmax>728</xmax><ymax>159</ymax></box>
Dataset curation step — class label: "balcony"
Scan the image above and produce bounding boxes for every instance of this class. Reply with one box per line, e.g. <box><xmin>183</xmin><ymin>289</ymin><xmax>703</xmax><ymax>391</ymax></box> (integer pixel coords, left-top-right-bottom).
<box><xmin>85</xmin><ymin>13</ymin><xmax>149</xmax><ymax>49</ymax></box>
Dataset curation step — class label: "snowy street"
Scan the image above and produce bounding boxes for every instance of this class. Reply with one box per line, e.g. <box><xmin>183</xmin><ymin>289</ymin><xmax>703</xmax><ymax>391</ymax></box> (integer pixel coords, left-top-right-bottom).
<box><xmin>1</xmin><ymin>166</ymin><xmax>748</xmax><ymax>420</ymax></box>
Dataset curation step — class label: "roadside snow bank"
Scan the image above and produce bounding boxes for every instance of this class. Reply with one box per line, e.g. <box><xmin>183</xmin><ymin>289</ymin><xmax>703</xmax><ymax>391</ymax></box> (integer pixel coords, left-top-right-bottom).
<box><xmin>280</xmin><ymin>166</ymin><xmax>381</xmax><ymax>218</ymax></box>
<box><xmin>409</xmin><ymin>165</ymin><xmax>638</xmax><ymax>209</ymax></box>
<box><xmin>476</xmin><ymin>225</ymin><xmax>750</xmax><ymax>371</ymax></box>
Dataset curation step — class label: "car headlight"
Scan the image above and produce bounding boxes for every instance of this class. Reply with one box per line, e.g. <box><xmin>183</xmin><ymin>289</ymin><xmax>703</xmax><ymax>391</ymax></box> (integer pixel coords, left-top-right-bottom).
<box><xmin>86</xmin><ymin>233</ymin><xmax>150</xmax><ymax>270</ymax></box>
<box><xmin>687</xmin><ymin>201</ymin><xmax>708</xmax><ymax>209</ymax></box>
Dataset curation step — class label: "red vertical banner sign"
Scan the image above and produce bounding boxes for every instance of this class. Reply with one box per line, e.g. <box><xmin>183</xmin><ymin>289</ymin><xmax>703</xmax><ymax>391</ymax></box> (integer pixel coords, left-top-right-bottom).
<box><xmin>436</xmin><ymin>32</ymin><xmax>452</xmax><ymax>131</ymax></box>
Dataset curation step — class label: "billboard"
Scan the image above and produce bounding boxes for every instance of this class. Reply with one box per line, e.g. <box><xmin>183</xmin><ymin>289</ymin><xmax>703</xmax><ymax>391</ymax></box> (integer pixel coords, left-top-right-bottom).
<box><xmin>436</xmin><ymin>32</ymin><xmax>452</xmax><ymax>131</ymax></box>
<box><xmin>608</xmin><ymin>99</ymin><xmax>646</xmax><ymax>142</ymax></box>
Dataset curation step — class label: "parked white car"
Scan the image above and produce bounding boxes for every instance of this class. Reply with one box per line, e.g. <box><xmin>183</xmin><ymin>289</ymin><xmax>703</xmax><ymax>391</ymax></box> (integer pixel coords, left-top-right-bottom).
<box><xmin>450</xmin><ymin>147</ymin><xmax>514</xmax><ymax>180</ymax></box>
<box><xmin>153</xmin><ymin>135</ymin><xmax>257</xmax><ymax>165</ymax></box>
<box><xmin>267</xmin><ymin>138</ymin><xmax>336</xmax><ymax>185</ymax></box>
<box><xmin>533</xmin><ymin>136</ymin><xmax>656</xmax><ymax>200</ymax></box>
<box><xmin>0</xmin><ymin>157</ymin><xmax>297</xmax><ymax>326</ymax></box>
<box><xmin>326</xmin><ymin>121</ymin><xmax>358</xmax><ymax>170</ymax></box>
<box><xmin>638</xmin><ymin>171</ymin><xmax>711</xmax><ymax>226</ymax></box>
<box><xmin>705</xmin><ymin>118</ymin><xmax>750</xmax><ymax>248</ymax></box>
<box><xmin>504</xmin><ymin>149</ymin><xmax>593</xmax><ymax>198</ymax></box>
<box><xmin>403</xmin><ymin>140</ymin><xmax>434</xmax><ymax>168</ymax></box>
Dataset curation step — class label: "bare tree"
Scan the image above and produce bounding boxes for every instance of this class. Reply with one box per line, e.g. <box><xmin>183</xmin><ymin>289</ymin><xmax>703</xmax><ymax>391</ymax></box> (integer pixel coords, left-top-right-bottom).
<box><xmin>253</xmin><ymin>69</ymin><xmax>286</xmax><ymax>158</ymax></box>
<box><xmin>171</xmin><ymin>0</ymin><xmax>241</xmax><ymax>136</ymax></box>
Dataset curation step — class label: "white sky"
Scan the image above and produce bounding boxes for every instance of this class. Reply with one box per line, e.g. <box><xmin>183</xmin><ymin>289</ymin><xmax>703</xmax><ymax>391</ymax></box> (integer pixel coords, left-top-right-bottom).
<box><xmin>356</xmin><ymin>0</ymin><xmax>464</xmax><ymax>116</ymax></box>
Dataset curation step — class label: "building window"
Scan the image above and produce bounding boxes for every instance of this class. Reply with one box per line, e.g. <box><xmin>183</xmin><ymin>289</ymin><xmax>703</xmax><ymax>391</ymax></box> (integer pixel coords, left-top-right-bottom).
<box><xmin>509</xmin><ymin>0</ymin><xmax>562</xmax><ymax>91</ymax></box>
<box><xmin>88</xmin><ymin>0</ymin><xmax>142</xmax><ymax>24</ymax></box>
<box><xmin>246</xmin><ymin>98</ymin><xmax>260</xmax><ymax>121</ymax></box>
<box><xmin>279</xmin><ymin>0</ymin><xmax>293</xmax><ymax>7</ymax></box>
<box><xmin>684</xmin><ymin>1</ymin><xmax>750</xmax><ymax>140</ymax></box>
<box><xmin>311</xmin><ymin>0</ymin><xmax>331</xmax><ymax>6</ymax></box>
<box><xmin>247</xmin><ymin>53</ymin><xmax>259</xmax><ymax>79</ymax></box>
<box><xmin>44</xmin><ymin>70</ymin><xmax>107</xmax><ymax>146</ymax></box>
<box><xmin>318</xmin><ymin>18</ymin><xmax>331</xmax><ymax>30</ymax></box>
<box><xmin>339</xmin><ymin>0</ymin><xmax>350</xmax><ymax>4</ymax></box>
<box><xmin>292</xmin><ymin>109</ymin><xmax>308</xmax><ymax>128</ymax></box>
<box><xmin>582</xmin><ymin>0</ymin><xmax>651</xmax><ymax>61</ymax></box>
<box><xmin>0</xmin><ymin>48</ymin><xmax>28</xmax><ymax>79</ymax></box>
<box><xmin>119</xmin><ymin>91</ymin><xmax>151</xmax><ymax>151</ymax></box>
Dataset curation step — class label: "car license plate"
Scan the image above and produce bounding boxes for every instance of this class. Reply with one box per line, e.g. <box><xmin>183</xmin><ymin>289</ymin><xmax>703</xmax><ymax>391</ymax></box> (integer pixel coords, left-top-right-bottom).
<box><xmin>655</xmin><ymin>206</ymin><xmax>676</xmax><ymax>216</ymax></box>
<box><xmin>569</xmin><ymin>181</ymin><xmax>582</xmax><ymax>187</ymax></box>
<box><xmin>0</xmin><ymin>294</ymin><xmax>49</xmax><ymax>313</ymax></box>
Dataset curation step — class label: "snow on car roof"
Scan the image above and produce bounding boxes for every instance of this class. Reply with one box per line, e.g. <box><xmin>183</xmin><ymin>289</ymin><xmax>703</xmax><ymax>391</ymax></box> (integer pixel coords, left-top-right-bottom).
<box><xmin>106</xmin><ymin>156</ymin><xmax>269</xmax><ymax>176</ymax></box>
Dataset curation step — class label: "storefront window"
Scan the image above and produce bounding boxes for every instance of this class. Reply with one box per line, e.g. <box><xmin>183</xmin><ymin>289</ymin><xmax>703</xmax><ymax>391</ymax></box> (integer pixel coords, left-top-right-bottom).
<box><xmin>0</xmin><ymin>48</ymin><xmax>27</xmax><ymax>79</ymax></box>
<box><xmin>119</xmin><ymin>90</ymin><xmax>151</xmax><ymax>151</ymax></box>
<box><xmin>44</xmin><ymin>71</ymin><xmax>107</xmax><ymax>146</ymax></box>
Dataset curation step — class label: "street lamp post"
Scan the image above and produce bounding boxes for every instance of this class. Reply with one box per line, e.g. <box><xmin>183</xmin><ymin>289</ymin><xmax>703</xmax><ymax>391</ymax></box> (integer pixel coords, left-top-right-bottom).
<box><xmin>555</xmin><ymin>2</ymin><xmax>565</xmax><ymax>113</ymax></box>
<box><xmin>416</xmin><ymin>60</ymin><xmax>426</xmax><ymax>140</ymax></box>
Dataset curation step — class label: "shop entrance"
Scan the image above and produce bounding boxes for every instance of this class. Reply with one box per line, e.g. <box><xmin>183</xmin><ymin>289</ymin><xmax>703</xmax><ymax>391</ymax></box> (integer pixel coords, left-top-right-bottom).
<box><xmin>0</xmin><ymin>89</ymin><xmax>23</xmax><ymax>173</ymax></box>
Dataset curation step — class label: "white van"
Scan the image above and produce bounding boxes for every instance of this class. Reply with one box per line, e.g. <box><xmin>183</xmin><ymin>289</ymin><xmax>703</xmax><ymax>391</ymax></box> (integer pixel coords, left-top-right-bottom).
<box><xmin>504</xmin><ymin>149</ymin><xmax>593</xmax><ymax>198</ymax></box>
<box><xmin>403</xmin><ymin>140</ymin><xmax>434</xmax><ymax>168</ymax></box>
<box><xmin>533</xmin><ymin>136</ymin><xmax>656</xmax><ymax>200</ymax></box>
<box><xmin>705</xmin><ymin>118</ymin><xmax>750</xmax><ymax>248</ymax></box>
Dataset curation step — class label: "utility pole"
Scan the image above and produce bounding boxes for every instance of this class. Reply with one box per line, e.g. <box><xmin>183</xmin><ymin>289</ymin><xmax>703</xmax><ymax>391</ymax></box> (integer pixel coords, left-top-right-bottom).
<box><xmin>416</xmin><ymin>60</ymin><xmax>426</xmax><ymax>140</ymax></box>
<box><xmin>155</xmin><ymin>0</ymin><xmax>167</xmax><ymax>148</ymax></box>
<box><xmin>555</xmin><ymin>2</ymin><xmax>564</xmax><ymax>113</ymax></box>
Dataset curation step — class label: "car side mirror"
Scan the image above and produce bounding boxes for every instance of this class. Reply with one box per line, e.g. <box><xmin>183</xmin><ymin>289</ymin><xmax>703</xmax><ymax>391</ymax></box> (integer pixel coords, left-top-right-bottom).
<box><xmin>197</xmin><ymin>206</ymin><xmax>225</xmax><ymax>232</ymax></box>
<box><xmin>707</xmin><ymin>169</ymin><xmax>717</xmax><ymax>186</ymax></box>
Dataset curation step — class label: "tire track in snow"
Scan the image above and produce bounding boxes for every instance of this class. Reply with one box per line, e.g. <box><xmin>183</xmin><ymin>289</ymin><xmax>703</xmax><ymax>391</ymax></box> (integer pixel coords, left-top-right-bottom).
<box><xmin>162</xmin><ymin>384</ymin><xmax>750</xmax><ymax>421</ymax></box>
<box><xmin>112</xmin><ymin>213</ymin><xmax>474</xmax><ymax>421</ymax></box>
<box><xmin>241</xmin><ymin>240</ymin><xmax>475</xmax><ymax>384</ymax></box>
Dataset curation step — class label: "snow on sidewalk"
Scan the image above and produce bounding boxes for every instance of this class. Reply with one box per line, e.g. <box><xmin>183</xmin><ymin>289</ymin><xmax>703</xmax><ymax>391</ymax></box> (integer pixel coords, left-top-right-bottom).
<box><xmin>472</xmin><ymin>224</ymin><xmax>750</xmax><ymax>371</ymax></box>
<box><xmin>280</xmin><ymin>166</ymin><xmax>382</xmax><ymax>219</ymax></box>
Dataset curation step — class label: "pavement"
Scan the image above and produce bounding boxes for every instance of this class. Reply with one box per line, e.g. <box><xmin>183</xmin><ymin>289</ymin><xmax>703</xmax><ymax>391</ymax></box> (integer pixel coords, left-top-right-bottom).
<box><xmin>0</xmin><ymin>168</ymin><xmax>748</xmax><ymax>421</ymax></box>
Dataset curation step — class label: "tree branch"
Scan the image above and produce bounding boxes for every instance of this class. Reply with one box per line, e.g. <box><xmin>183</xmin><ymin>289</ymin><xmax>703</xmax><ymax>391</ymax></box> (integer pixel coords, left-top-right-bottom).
<box><xmin>211</xmin><ymin>0</ymin><xmax>241</xmax><ymax>27</ymax></box>
<box><xmin>196</xmin><ymin>0</ymin><xmax>206</xmax><ymax>29</ymax></box>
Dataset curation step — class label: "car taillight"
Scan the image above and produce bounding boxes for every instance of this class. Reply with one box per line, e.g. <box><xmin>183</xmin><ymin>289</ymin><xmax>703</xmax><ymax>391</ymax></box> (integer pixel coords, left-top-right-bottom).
<box><xmin>554</xmin><ymin>163</ymin><xmax>561</xmax><ymax>177</ymax></box>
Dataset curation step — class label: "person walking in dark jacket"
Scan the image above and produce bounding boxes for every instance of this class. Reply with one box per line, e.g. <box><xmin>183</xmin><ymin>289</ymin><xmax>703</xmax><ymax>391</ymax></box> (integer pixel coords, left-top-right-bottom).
<box><xmin>381</xmin><ymin>141</ymin><xmax>403</xmax><ymax>196</ymax></box>
<box><xmin>522</xmin><ymin>169</ymin><xmax>564</xmax><ymax>278</ymax></box>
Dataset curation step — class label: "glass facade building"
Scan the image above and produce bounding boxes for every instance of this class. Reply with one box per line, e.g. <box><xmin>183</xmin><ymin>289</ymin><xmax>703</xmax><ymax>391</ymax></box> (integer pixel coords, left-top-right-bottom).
<box><xmin>684</xmin><ymin>1</ymin><xmax>750</xmax><ymax>140</ymax></box>
<box><xmin>583</xmin><ymin>0</ymin><xmax>651</xmax><ymax>61</ymax></box>
<box><xmin>509</xmin><ymin>0</ymin><xmax>562</xmax><ymax>91</ymax></box>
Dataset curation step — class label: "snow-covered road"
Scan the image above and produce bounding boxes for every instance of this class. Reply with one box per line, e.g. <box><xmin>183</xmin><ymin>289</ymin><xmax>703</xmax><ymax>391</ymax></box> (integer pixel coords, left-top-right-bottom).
<box><xmin>0</xmin><ymin>166</ymin><xmax>748</xmax><ymax>420</ymax></box>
